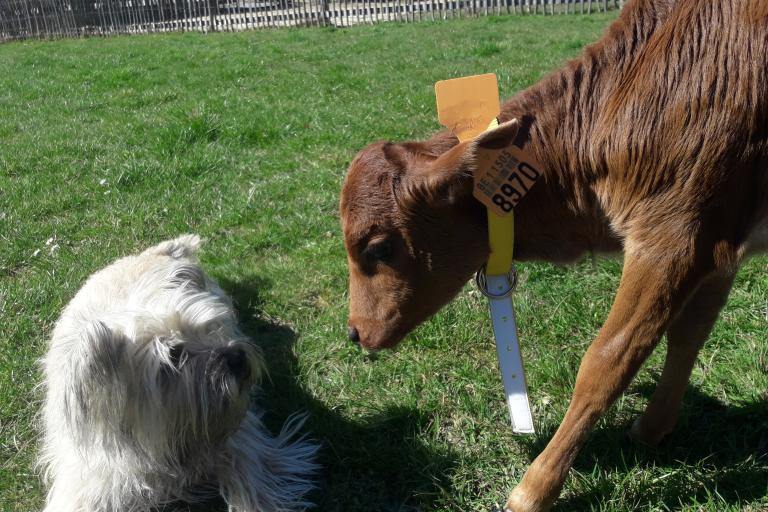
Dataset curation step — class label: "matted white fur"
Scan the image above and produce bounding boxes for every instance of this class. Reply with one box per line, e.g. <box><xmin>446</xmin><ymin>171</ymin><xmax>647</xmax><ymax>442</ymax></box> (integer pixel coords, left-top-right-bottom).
<box><xmin>39</xmin><ymin>235</ymin><xmax>318</xmax><ymax>512</ymax></box>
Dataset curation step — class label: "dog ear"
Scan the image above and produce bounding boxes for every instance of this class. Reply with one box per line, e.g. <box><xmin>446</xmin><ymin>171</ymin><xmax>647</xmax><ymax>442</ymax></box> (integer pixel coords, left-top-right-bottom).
<box><xmin>143</xmin><ymin>234</ymin><xmax>202</xmax><ymax>259</ymax></box>
<box><xmin>61</xmin><ymin>321</ymin><xmax>131</xmax><ymax>438</ymax></box>
<box><xmin>395</xmin><ymin>120</ymin><xmax>521</xmax><ymax>213</ymax></box>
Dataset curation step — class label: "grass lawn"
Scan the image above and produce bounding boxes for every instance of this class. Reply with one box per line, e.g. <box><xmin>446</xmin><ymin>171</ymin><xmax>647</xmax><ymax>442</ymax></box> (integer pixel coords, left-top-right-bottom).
<box><xmin>1</xmin><ymin>12</ymin><xmax>767</xmax><ymax>512</ymax></box>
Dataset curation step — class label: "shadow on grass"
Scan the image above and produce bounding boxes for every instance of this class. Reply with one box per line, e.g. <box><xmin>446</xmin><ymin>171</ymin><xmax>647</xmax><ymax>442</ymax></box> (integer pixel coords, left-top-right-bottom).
<box><xmin>521</xmin><ymin>383</ymin><xmax>768</xmax><ymax>510</ymax></box>
<box><xmin>216</xmin><ymin>274</ymin><xmax>458</xmax><ymax>512</ymax></box>
<box><xmin>170</xmin><ymin>274</ymin><xmax>766</xmax><ymax>511</ymax></box>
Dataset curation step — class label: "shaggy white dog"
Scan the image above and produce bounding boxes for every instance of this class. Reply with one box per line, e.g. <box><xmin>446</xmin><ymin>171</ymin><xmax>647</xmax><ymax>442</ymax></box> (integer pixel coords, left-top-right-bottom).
<box><xmin>39</xmin><ymin>235</ymin><xmax>317</xmax><ymax>512</ymax></box>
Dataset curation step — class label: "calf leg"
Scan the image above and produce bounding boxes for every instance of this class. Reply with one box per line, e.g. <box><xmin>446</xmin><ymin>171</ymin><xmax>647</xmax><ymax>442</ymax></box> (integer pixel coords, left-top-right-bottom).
<box><xmin>505</xmin><ymin>252</ymin><xmax>708</xmax><ymax>512</ymax></box>
<box><xmin>629</xmin><ymin>271</ymin><xmax>735</xmax><ymax>446</ymax></box>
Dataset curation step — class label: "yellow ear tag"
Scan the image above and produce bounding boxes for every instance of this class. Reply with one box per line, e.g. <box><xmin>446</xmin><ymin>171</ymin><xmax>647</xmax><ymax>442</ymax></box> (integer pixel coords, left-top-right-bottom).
<box><xmin>474</xmin><ymin>131</ymin><xmax>543</xmax><ymax>218</ymax></box>
<box><xmin>436</xmin><ymin>74</ymin><xmax>542</xmax><ymax>219</ymax></box>
<box><xmin>435</xmin><ymin>73</ymin><xmax>501</xmax><ymax>142</ymax></box>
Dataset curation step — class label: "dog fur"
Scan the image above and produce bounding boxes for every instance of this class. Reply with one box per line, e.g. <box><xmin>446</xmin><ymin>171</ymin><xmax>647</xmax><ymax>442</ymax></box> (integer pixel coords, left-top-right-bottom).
<box><xmin>39</xmin><ymin>235</ymin><xmax>318</xmax><ymax>512</ymax></box>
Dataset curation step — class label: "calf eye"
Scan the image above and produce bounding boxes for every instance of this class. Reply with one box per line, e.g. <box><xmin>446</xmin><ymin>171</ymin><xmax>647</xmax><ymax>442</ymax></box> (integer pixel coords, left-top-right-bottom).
<box><xmin>366</xmin><ymin>240</ymin><xmax>393</xmax><ymax>262</ymax></box>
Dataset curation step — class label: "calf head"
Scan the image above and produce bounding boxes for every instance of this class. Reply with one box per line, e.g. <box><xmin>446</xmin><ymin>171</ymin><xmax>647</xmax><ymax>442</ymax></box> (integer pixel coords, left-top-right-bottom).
<box><xmin>340</xmin><ymin>120</ymin><xmax>521</xmax><ymax>349</ymax></box>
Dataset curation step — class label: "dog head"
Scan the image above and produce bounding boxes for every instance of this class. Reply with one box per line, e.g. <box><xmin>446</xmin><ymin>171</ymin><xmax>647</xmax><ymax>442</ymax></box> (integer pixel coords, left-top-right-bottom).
<box><xmin>340</xmin><ymin>121</ymin><xmax>522</xmax><ymax>349</ymax></box>
<box><xmin>49</xmin><ymin>256</ymin><xmax>262</xmax><ymax>470</ymax></box>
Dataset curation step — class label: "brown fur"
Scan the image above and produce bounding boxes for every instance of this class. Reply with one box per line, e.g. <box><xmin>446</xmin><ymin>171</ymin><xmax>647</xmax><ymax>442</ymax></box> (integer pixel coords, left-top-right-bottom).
<box><xmin>340</xmin><ymin>1</ymin><xmax>768</xmax><ymax>510</ymax></box>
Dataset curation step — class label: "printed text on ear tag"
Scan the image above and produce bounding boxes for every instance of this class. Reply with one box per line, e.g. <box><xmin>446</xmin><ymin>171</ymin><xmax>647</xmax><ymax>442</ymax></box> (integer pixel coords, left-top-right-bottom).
<box><xmin>473</xmin><ymin>141</ymin><xmax>543</xmax><ymax>218</ymax></box>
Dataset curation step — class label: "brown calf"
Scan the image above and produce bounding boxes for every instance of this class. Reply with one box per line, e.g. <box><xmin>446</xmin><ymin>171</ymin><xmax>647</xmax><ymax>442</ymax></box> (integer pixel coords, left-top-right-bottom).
<box><xmin>340</xmin><ymin>0</ymin><xmax>768</xmax><ymax>510</ymax></box>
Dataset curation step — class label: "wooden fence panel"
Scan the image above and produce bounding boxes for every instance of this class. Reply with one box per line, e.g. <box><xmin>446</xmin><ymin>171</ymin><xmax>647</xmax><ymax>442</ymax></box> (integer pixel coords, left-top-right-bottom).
<box><xmin>0</xmin><ymin>0</ymin><xmax>620</xmax><ymax>41</ymax></box>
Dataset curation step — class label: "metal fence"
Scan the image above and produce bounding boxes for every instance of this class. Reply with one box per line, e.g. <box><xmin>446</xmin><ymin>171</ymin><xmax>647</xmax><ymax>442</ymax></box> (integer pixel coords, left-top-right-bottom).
<box><xmin>0</xmin><ymin>0</ymin><xmax>623</xmax><ymax>41</ymax></box>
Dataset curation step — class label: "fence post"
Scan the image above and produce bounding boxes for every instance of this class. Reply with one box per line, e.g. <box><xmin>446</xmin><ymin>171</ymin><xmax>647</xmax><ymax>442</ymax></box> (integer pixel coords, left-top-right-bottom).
<box><xmin>320</xmin><ymin>0</ymin><xmax>327</xmax><ymax>25</ymax></box>
<box><xmin>208</xmin><ymin>0</ymin><xmax>216</xmax><ymax>30</ymax></box>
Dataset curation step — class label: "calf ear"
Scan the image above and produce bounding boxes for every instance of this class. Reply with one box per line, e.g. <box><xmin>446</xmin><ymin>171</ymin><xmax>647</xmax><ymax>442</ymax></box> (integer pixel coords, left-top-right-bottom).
<box><xmin>396</xmin><ymin>120</ymin><xmax>521</xmax><ymax>212</ymax></box>
<box><xmin>474</xmin><ymin>119</ymin><xmax>521</xmax><ymax>152</ymax></box>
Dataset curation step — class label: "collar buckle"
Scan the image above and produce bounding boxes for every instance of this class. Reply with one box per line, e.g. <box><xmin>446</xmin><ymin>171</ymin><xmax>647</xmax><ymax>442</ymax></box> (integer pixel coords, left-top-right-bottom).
<box><xmin>474</xmin><ymin>265</ymin><xmax>518</xmax><ymax>300</ymax></box>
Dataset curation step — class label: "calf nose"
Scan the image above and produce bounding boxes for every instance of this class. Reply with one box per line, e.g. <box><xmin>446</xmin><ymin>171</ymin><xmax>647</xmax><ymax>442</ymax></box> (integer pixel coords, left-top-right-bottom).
<box><xmin>347</xmin><ymin>326</ymin><xmax>360</xmax><ymax>344</ymax></box>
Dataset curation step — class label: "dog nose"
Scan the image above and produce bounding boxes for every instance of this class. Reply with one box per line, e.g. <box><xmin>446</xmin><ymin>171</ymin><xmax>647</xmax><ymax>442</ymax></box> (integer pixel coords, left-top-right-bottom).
<box><xmin>223</xmin><ymin>347</ymin><xmax>250</xmax><ymax>381</ymax></box>
<box><xmin>348</xmin><ymin>326</ymin><xmax>360</xmax><ymax>344</ymax></box>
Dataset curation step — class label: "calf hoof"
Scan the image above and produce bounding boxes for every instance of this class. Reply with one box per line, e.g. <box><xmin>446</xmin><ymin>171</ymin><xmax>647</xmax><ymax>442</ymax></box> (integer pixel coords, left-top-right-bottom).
<box><xmin>628</xmin><ymin>416</ymin><xmax>669</xmax><ymax>447</ymax></box>
<box><xmin>505</xmin><ymin>486</ymin><xmax>552</xmax><ymax>512</ymax></box>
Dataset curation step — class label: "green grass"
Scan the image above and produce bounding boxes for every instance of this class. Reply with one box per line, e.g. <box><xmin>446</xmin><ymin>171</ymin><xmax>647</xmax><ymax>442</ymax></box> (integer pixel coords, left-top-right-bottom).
<box><xmin>1</xmin><ymin>13</ymin><xmax>767</xmax><ymax>512</ymax></box>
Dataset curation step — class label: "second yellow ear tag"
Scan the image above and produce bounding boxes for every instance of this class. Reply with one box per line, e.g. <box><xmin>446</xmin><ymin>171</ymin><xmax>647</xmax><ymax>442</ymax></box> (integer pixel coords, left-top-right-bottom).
<box><xmin>474</xmin><ymin>136</ymin><xmax>542</xmax><ymax>217</ymax></box>
<box><xmin>435</xmin><ymin>73</ymin><xmax>500</xmax><ymax>142</ymax></box>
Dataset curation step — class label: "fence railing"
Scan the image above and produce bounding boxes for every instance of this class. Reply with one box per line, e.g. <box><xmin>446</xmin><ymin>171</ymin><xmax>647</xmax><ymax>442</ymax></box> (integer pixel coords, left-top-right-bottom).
<box><xmin>0</xmin><ymin>0</ymin><xmax>623</xmax><ymax>41</ymax></box>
